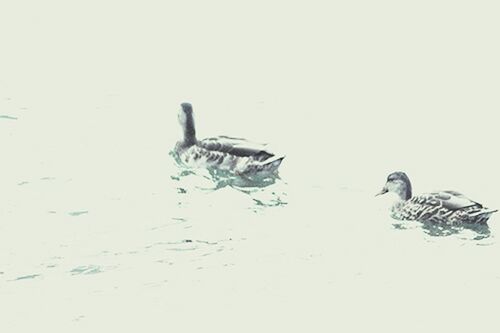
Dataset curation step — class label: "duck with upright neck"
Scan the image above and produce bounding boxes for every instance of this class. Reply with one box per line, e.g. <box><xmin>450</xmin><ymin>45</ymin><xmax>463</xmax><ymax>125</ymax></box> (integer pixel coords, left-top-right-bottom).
<box><xmin>376</xmin><ymin>171</ymin><xmax>497</xmax><ymax>225</ymax></box>
<box><xmin>174</xmin><ymin>103</ymin><xmax>285</xmax><ymax>176</ymax></box>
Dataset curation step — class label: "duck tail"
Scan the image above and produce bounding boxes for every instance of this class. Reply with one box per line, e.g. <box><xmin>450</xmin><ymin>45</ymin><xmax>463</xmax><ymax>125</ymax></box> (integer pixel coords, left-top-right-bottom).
<box><xmin>241</xmin><ymin>155</ymin><xmax>285</xmax><ymax>176</ymax></box>
<box><xmin>470</xmin><ymin>208</ymin><xmax>498</xmax><ymax>218</ymax></box>
<box><xmin>249</xmin><ymin>155</ymin><xmax>285</xmax><ymax>174</ymax></box>
<box><xmin>263</xmin><ymin>155</ymin><xmax>285</xmax><ymax>170</ymax></box>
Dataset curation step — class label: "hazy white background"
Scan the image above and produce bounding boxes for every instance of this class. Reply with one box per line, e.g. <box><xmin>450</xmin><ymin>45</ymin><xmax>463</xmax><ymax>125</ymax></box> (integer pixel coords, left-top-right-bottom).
<box><xmin>1</xmin><ymin>1</ymin><xmax>499</xmax><ymax>332</ymax></box>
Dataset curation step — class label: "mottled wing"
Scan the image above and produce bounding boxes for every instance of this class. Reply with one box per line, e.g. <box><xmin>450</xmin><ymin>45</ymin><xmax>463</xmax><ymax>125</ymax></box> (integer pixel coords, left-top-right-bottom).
<box><xmin>428</xmin><ymin>191</ymin><xmax>481</xmax><ymax>210</ymax></box>
<box><xmin>198</xmin><ymin>136</ymin><xmax>274</xmax><ymax>161</ymax></box>
<box><xmin>441</xmin><ymin>190</ymin><xmax>467</xmax><ymax>198</ymax></box>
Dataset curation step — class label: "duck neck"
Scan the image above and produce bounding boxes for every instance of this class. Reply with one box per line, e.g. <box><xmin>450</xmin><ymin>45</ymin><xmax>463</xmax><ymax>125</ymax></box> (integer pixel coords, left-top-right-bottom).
<box><xmin>182</xmin><ymin>113</ymin><xmax>197</xmax><ymax>146</ymax></box>
<box><xmin>396</xmin><ymin>184</ymin><xmax>412</xmax><ymax>201</ymax></box>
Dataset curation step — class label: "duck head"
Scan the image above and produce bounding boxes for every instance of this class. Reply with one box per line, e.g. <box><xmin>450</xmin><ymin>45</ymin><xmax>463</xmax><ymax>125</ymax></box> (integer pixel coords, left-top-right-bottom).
<box><xmin>376</xmin><ymin>171</ymin><xmax>412</xmax><ymax>200</ymax></box>
<box><xmin>179</xmin><ymin>102</ymin><xmax>197</xmax><ymax>145</ymax></box>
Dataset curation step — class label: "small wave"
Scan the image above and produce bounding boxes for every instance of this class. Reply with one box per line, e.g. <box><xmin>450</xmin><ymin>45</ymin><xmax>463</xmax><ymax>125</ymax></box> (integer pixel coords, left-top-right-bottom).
<box><xmin>13</xmin><ymin>274</ymin><xmax>41</xmax><ymax>281</ymax></box>
<box><xmin>68</xmin><ymin>211</ymin><xmax>89</xmax><ymax>217</ymax></box>
<box><xmin>70</xmin><ymin>265</ymin><xmax>103</xmax><ymax>275</ymax></box>
<box><xmin>144</xmin><ymin>239</ymin><xmax>210</xmax><ymax>252</ymax></box>
<box><xmin>0</xmin><ymin>115</ymin><xmax>17</xmax><ymax>120</ymax></box>
<box><xmin>171</xmin><ymin>151</ymin><xmax>288</xmax><ymax>211</ymax></box>
<box><xmin>421</xmin><ymin>221</ymin><xmax>490</xmax><ymax>240</ymax></box>
<box><xmin>393</xmin><ymin>220</ymin><xmax>491</xmax><ymax>242</ymax></box>
<box><xmin>170</xmin><ymin>149</ymin><xmax>282</xmax><ymax>190</ymax></box>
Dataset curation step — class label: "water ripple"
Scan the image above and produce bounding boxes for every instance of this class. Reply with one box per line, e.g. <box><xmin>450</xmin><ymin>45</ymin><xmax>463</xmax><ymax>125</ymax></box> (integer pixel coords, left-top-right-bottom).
<box><xmin>13</xmin><ymin>274</ymin><xmax>41</xmax><ymax>281</ymax></box>
<box><xmin>68</xmin><ymin>211</ymin><xmax>89</xmax><ymax>217</ymax></box>
<box><xmin>0</xmin><ymin>115</ymin><xmax>17</xmax><ymax>120</ymax></box>
<box><xmin>70</xmin><ymin>265</ymin><xmax>104</xmax><ymax>275</ymax></box>
<box><xmin>171</xmin><ymin>151</ymin><xmax>288</xmax><ymax>210</ymax></box>
<box><xmin>393</xmin><ymin>220</ymin><xmax>492</xmax><ymax>242</ymax></box>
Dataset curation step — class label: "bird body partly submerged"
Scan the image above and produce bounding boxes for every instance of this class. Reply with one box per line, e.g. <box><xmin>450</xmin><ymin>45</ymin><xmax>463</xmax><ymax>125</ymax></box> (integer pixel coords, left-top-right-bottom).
<box><xmin>390</xmin><ymin>191</ymin><xmax>496</xmax><ymax>225</ymax></box>
<box><xmin>176</xmin><ymin>135</ymin><xmax>284</xmax><ymax>176</ymax></box>
<box><xmin>377</xmin><ymin>172</ymin><xmax>497</xmax><ymax>225</ymax></box>
<box><xmin>174</xmin><ymin>103</ymin><xmax>284</xmax><ymax>176</ymax></box>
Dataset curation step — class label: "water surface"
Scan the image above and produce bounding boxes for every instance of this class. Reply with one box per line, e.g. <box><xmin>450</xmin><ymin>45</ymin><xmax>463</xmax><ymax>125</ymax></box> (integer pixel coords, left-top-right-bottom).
<box><xmin>1</xmin><ymin>1</ymin><xmax>499</xmax><ymax>332</ymax></box>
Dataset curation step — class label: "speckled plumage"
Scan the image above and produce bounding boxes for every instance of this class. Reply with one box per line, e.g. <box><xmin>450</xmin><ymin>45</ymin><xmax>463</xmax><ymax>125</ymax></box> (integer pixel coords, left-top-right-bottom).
<box><xmin>378</xmin><ymin>172</ymin><xmax>497</xmax><ymax>225</ymax></box>
<box><xmin>174</xmin><ymin>103</ymin><xmax>284</xmax><ymax>176</ymax></box>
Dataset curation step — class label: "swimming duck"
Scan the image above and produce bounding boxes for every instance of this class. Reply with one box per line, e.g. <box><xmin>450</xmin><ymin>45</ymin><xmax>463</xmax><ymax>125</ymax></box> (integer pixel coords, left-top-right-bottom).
<box><xmin>174</xmin><ymin>103</ymin><xmax>285</xmax><ymax>176</ymax></box>
<box><xmin>376</xmin><ymin>171</ymin><xmax>497</xmax><ymax>225</ymax></box>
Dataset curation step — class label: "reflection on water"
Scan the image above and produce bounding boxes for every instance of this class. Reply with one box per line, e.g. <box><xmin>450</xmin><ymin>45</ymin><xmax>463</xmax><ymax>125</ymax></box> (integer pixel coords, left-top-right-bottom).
<box><xmin>421</xmin><ymin>222</ymin><xmax>491</xmax><ymax>242</ymax></box>
<box><xmin>392</xmin><ymin>220</ymin><xmax>492</xmax><ymax>242</ymax></box>
<box><xmin>170</xmin><ymin>150</ymin><xmax>288</xmax><ymax>210</ymax></box>
<box><xmin>0</xmin><ymin>123</ymin><xmax>497</xmax><ymax>331</ymax></box>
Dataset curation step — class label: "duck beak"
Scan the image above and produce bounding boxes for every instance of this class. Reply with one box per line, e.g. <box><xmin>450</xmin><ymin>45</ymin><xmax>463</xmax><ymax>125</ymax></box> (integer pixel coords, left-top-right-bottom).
<box><xmin>375</xmin><ymin>186</ymin><xmax>388</xmax><ymax>197</ymax></box>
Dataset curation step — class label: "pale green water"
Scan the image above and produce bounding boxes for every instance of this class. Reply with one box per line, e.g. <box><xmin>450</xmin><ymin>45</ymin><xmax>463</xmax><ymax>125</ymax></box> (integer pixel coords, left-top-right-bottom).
<box><xmin>1</xmin><ymin>103</ymin><xmax>499</xmax><ymax>331</ymax></box>
<box><xmin>1</xmin><ymin>1</ymin><xmax>500</xmax><ymax>332</ymax></box>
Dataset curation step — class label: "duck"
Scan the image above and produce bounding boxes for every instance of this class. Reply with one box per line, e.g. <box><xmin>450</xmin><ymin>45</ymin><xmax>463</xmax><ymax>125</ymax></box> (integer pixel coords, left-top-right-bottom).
<box><xmin>376</xmin><ymin>171</ymin><xmax>497</xmax><ymax>225</ymax></box>
<box><xmin>174</xmin><ymin>103</ymin><xmax>285</xmax><ymax>176</ymax></box>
